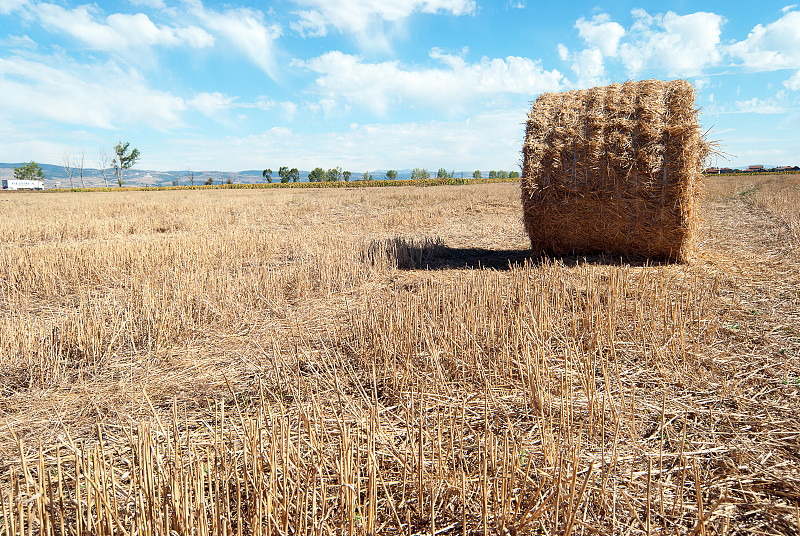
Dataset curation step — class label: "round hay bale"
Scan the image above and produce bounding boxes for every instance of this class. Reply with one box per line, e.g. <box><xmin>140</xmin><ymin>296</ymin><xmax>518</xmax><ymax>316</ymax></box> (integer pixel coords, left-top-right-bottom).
<box><xmin>521</xmin><ymin>79</ymin><xmax>708</xmax><ymax>262</ymax></box>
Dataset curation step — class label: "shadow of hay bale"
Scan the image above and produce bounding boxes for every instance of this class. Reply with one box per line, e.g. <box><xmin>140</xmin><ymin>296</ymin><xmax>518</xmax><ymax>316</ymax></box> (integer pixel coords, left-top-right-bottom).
<box><xmin>364</xmin><ymin>237</ymin><xmax>678</xmax><ymax>271</ymax></box>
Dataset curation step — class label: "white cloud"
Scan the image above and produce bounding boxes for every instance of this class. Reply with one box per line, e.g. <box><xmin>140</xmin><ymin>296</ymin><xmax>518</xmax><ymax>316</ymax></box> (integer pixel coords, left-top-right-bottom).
<box><xmin>560</xmin><ymin>10</ymin><xmax>723</xmax><ymax>86</ymax></box>
<box><xmin>29</xmin><ymin>1</ymin><xmax>281</xmax><ymax>77</ymax></box>
<box><xmin>0</xmin><ymin>34</ymin><xmax>37</xmax><ymax>48</ymax></box>
<box><xmin>735</xmin><ymin>96</ymin><xmax>787</xmax><ymax>114</ymax></box>
<box><xmin>255</xmin><ymin>96</ymin><xmax>276</xmax><ymax>110</ymax></box>
<box><xmin>506</xmin><ymin>1</ymin><xmax>526</xmax><ymax>8</ymax></box>
<box><xmin>188</xmin><ymin>2</ymin><xmax>282</xmax><ymax>77</ymax></box>
<box><xmin>291</xmin><ymin>9</ymin><xmax>328</xmax><ymax>37</ymax></box>
<box><xmin>781</xmin><ymin>4</ymin><xmax>797</xmax><ymax>13</ymax></box>
<box><xmin>107</xmin><ymin>12</ymin><xmax>214</xmax><ymax>47</ymax></box>
<box><xmin>292</xmin><ymin>0</ymin><xmax>476</xmax><ymax>33</ymax></box>
<box><xmin>297</xmin><ymin>50</ymin><xmax>563</xmax><ymax>116</ymax></box>
<box><xmin>0</xmin><ymin>0</ymin><xmax>27</xmax><ymax>15</ymax></box>
<box><xmin>694</xmin><ymin>77</ymin><xmax>711</xmax><ymax>90</ymax></box>
<box><xmin>130</xmin><ymin>0</ymin><xmax>168</xmax><ymax>8</ymax></box>
<box><xmin>0</xmin><ymin>54</ymin><xmax>186</xmax><ymax>129</ymax></box>
<box><xmin>556</xmin><ymin>13</ymin><xmax>624</xmax><ymax>87</ymax></box>
<box><xmin>575</xmin><ymin>14</ymin><xmax>625</xmax><ymax>57</ymax></box>
<box><xmin>618</xmin><ymin>9</ymin><xmax>724</xmax><ymax>76</ymax></box>
<box><xmin>569</xmin><ymin>48</ymin><xmax>605</xmax><ymax>86</ymax></box>
<box><xmin>785</xmin><ymin>70</ymin><xmax>800</xmax><ymax>90</ymax></box>
<box><xmin>32</xmin><ymin>3</ymin><xmax>214</xmax><ymax>51</ymax></box>
<box><xmin>188</xmin><ymin>92</ymin><xmax>235</xmax><ymax>116</ymax></box>
<box><xmin>729</xmin><ymin>11</ymin><xmax>800</xmax><ymax>70</ymax></box>
<box><xmin>290</xmin><ymin>0</ymin><xmax>475</xmax><ymax>50</ymax></box>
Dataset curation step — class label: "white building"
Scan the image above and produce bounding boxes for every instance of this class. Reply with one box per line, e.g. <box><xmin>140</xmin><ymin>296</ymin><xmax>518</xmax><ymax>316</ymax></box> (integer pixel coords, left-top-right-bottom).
<box><xmin>2</xmin><ymin>179</ymin><xmax>44</xmax><ymax>190</ymax></box>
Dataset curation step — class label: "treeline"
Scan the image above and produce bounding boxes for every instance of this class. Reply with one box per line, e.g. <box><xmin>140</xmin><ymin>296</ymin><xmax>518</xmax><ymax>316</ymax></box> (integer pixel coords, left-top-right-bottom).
<box><xmin>260</xmin><ymin>167</ymin><xmax>522</xmax><ymax>183</ymax></box>
<box><xmin>43</xmin><ymin>177</ymin><xmax>520</xmax><ymax>193</ymax></box>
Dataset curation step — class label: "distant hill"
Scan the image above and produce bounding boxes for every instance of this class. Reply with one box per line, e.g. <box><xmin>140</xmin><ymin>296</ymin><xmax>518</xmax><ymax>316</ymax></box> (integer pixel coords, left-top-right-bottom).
<box><xmin>0</xmin><ymin>163</ymin><xmax>265</xmax><ymax>188</ymax></box>
<box><xmin>1</xmin><ymin>164</ymin><xmax>483</xmax><ymax>188</ymax></box>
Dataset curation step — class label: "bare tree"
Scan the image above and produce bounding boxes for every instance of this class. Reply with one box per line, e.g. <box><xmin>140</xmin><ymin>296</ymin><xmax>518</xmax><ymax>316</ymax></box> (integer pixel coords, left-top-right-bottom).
<box><xmin>187</xmin><ymin>169</ymin><xmax>195</xmax><ymax>186</ymax></box>
<box><xmin>77</xmin><ymin>151</ymin><xmax>85</xmax><ymax>187</ymax></box>
<box><xmin>62</xmin><ymin>150</ymin><xmax>74</xmax><ymax>188</ymax></box>
<box><xmin>98</xmin><ymin>148</ymin><xmax>111</xmax><ymax>188</ymax></box>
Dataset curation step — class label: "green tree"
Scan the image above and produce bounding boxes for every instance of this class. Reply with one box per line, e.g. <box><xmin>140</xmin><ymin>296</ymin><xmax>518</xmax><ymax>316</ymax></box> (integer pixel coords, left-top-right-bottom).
<box><xmin>343</xmin><ymin>170</ymin><xmax>351</xmax><ymax>182</ymax></box>
<box><xmin>112</xmin><ymin>141</ymin><xmax>140</xmax><ymax>187</ymax></box>
<box><xmin>226</xmin><ymin>176</ymin><xmax>233</xmax><ymax>185</ymax></box>
<box><xmin>488</xmin><ymin>170</ymin><xmax>498</xmax><ymax>179</ymax></box>
<box><xmin>385</xmin><ymin>169</ymin><xmax>397</xmax><ymax>180</ymax></box>
<box><xmin>262</xmin><ymin>168</ymin><xmax>272</xmax><ymax>183</ymax></box>
<box><xmin>411</xmin><ymin>168</ymin><xmax>430</xmax><ymax>181</ymax></box>
<box><xmin>278</xmin><ymin>166</ymin><xmax>290</xmax><ymax>183</ymax></box>
<box><xmin>473</xmin><ymin>170</ymin><xmax>481</xmax><ymax>179</ymax></box>
<box><xmin>204</xmin><ymin>177</ymin><xmax>213</xmax><ymax>185</ymax></box>
<box><xmin>326</xmin><ymin>166</ymin><xmax>342</xmax><ymax>182</ymax></box>
<box><xmin>362</xmin><ymin>171</ymin><xmax>372</xmax><ymax>181</ymax></box>
<box><xmin>14</xmin><ymin>161</ymin><xmax>45</xmax><ymax>181</ymax></box>
<box><xmin>437</xmin><ymin>168</ymin><xmax>448</xmax><ymax>179</ymax></box>
<box><xmin>308</xmin><ymin>167</ymin><xmax>325</xmax><ymax>182</ymax></box>
<box><xmin>509</xmin><ymin>171</ymin><xmax>520</xmax><ymax>178</ymax></box>
<box><xmin>498</xmin><ymin>170</ymin><xmax>509</xmax><ymax>180</ymax></box>
<box><xmin>289</xmin><ymin>168</ymin><xmax>300</xmax><ymax>183</ymax></box>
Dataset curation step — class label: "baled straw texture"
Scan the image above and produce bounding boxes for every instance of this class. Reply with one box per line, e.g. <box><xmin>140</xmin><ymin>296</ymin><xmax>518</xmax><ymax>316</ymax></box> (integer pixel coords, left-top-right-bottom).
<box><xmin>521</xmin><ymin>79</ymin><xmax>709</xmax><ymax>262</ymax></box>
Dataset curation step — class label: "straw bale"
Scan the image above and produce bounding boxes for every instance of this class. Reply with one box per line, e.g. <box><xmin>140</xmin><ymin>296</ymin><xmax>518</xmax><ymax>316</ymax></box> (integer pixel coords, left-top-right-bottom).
<box><xmin>521</xmin><ymin>79</ymin><xmax>708</xmax><ymax>262</ymax></box>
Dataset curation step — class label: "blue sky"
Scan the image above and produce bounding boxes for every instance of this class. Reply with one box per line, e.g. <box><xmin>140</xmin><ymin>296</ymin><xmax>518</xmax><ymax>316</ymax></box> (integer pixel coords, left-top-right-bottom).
<box><xmin>1</xmin><ymin>0</ymin><xmax>799</xmax><ymax>172</ymax></box>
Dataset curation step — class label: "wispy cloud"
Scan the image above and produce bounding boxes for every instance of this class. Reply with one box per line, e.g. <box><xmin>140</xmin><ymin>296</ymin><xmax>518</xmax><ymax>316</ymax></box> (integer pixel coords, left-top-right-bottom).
<box><xmin>290</xmin><ymin>0</ymin><xmax>476</xmax><ymax>52</ymax></box>
<box><xmin>187</xmin><ymin>1</ymin><xmax>282</xmax><ymax>78</ymax></box>
<box><xmin>23</xmin><ymin>1</ymin><xmax>282</xmax><ymax>78</ymax></box>
<box><xmin>734</xmin><ymin>96</ymin><xmax>789</xmax><ymax>114</ymax></box>
<box><xmin>32</xmin><ymin>3</ymin><xmax>214</xmax><ymax>51</ymax></box>
<box><xmin>0</xmin><ymin>54</ymin><xmax>187</xmax><ymax>129</ymax></box>
<box><xmin>785</xmin><ymin>70</ymin><xmax>800</xmax><ymax>90</ymax></box>
<box><xmin>297</xmin><ymin>49</ymin><xmax>563</xmax><ymax>116</ymax></box>
<box><xmin>0</xmin><ymin>0</ymin><xmax>27</xmax><ymax>15</ymax></box>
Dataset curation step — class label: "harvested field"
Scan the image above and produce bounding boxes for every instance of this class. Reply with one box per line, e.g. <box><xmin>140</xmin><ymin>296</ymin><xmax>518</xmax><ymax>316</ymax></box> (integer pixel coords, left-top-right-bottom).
<box><xmin>1</xmin><ymin>176</ymin><xmax>799</xmax><ymax>535</ymax></box>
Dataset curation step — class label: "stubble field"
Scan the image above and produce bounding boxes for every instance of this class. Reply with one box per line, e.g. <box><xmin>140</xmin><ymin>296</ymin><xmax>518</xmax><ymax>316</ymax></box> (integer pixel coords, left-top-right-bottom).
<box><xmin>0</xmin><ymin>175</ymin><xmax>799</xmax><ymax>535</ymax></box>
